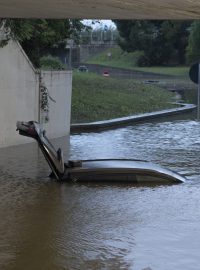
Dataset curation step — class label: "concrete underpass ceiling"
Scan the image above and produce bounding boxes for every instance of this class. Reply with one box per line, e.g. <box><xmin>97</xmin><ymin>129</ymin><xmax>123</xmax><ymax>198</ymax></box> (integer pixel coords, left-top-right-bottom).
<box><xmin>0</xmin><ymin>0</ymin><xmax>200</xmax><ymax>19</ymax></box>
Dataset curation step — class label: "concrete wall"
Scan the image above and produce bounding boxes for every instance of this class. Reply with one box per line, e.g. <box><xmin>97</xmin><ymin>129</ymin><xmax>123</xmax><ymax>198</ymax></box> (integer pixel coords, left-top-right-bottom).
<box><xmin>0</xmin><ymin>40</ymin><xmax>72</xmax><ymax>148</ymax></box>
<box><xmin>41</xmin><ymin>70</ymin><xmax>72</xmax><ymax>138</ymax></box>
<box><xmin>0</xmin><ymin>40</ymin><xmax>39</xmax><ymax>147</ymax></box>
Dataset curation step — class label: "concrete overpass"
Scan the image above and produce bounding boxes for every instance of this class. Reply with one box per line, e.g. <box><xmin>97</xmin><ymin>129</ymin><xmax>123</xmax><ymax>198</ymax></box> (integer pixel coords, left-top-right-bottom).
<box><xmin>0</xmin><ymin>0</ymin><xmax>199</xmax><ymax>19</ymax></box>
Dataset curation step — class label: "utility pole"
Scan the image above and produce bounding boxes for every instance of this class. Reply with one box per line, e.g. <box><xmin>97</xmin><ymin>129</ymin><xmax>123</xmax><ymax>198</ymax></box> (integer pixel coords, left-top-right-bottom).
<box><xmin>66</xmin><ymin>38</ymin><xmax>74</xmax><ymax>70</ymax></box>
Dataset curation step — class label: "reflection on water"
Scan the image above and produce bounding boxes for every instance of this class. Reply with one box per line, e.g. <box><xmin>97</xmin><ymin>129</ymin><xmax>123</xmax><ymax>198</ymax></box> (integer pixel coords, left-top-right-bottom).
<box><xmin>1</xmin><ymin>119</ymin><xmax>200</xmax><ymax>270</ymax></box>
<box><xmin>71</xmin><ymin>119</ymin><xmax>200</xmax><ymax>181</ymax></box>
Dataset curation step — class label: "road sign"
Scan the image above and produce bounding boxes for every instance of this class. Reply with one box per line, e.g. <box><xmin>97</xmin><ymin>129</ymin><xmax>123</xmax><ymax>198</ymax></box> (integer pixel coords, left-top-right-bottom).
<box><xmin>189</xmin><ymin>62</ymin><xmax>199</xmax><ymax>84</ymax></box>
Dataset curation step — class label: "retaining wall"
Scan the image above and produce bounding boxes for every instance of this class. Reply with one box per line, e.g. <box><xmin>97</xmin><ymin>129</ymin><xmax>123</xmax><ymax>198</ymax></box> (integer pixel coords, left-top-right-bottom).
<box><xmin>0</xmin><ymin>40</ymin><xmax>39</xmax><ymax>147</ymax></box>
<box><xmin>0</xmin><ymin>40</ymin><xmax>72</xmax><ymax>148</ymax></box>
<box><xmin>41</xmin><ymin>70</ymin><xmax>72</xmax><ymax>138</ymax></box>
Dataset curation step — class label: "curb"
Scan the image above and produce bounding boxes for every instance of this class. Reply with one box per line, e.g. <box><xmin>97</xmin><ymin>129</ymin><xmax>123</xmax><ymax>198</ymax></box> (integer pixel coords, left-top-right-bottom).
<box><xmin>71</xmin><ymin>103</ymin><xmax>196</xmax><ymax>133</ymax></box>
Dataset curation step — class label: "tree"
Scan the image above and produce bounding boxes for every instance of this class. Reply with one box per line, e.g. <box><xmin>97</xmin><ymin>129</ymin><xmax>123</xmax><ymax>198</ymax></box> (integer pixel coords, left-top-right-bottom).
<box><xmin>114</xmin><ymin>20</ymin><xmax>191</xmax><ymax>66</ymax></box>
<box><xmin>171</xmin><ymin>21</ymin><xmax>191</xmax><ymax>65</ymax></box>
<box><xmin>186</xmin><ymin>21</ymin><xmax>200</xmax><ymax>64</ymax></box>
<box><xmin>0</xmin><ymin>19</ymin><xmax>85</xmax><ymax>67</ymax></box>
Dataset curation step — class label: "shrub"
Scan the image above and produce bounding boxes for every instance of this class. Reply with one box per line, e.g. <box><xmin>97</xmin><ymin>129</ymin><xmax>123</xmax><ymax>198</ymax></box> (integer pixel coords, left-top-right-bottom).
<box><xmin>40</xmin><ymin>55</ymin><xmax>66</xmax><ymax>70</ymax></box>
<box><xmin>136</xmin><ymin>54</ymin><xmax>150</xmax><ymax>67</ymax></box>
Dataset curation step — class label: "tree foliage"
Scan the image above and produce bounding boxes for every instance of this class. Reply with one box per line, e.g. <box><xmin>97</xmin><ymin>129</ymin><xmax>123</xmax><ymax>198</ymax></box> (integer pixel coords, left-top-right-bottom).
<box><xmin>0</xmin><ymin>19</ymin><xmax>85</xmax><ymax>67</ymax></box>
<box><xmin>186</xmin><ymin>21</ymin><xmax>200</xmax><ymax>64</ymax></box>
<box><xmin>40</xmin><ymin>55</ymin><xmax>66</xmax><ymax>70</ymax></box>
<box><xmin>114</xmin><ymin>20</ymin><xmax>191</xmax><ymax>66</ymax></box>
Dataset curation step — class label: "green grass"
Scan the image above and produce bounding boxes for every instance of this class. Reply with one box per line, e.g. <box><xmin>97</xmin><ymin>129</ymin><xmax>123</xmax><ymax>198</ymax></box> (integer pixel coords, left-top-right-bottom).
<box><xmin>71</xmin><ymin>72</ymin><xmax>175</xmax><ymax>123</ymax></box>
<box><xmin>87</xmin><ymin>47</ymin><xmax>142</xmax><ymax>70</ymax></box>
<box><xmin>134</xmin><ymin>66</ymin><xmax>189</xmax><ymax>76</ymax></box>
<box><xmin>87</xmin><ymin>47</ymin><xmax>189</xmax><ymax>77</ymax></box>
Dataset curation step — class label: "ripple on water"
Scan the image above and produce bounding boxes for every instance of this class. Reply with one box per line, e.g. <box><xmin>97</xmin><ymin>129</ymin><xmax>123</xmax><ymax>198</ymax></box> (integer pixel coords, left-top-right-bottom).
<box><xmin>1</xmin><ymin>119</ymin><xmax>200</xmax><ymax>270</ymax></box>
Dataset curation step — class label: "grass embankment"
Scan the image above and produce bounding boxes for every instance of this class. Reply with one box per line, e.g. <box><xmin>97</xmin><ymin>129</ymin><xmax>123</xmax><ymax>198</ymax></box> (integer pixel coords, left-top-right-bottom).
<box><xmin>87</xmin><ymin>47</ymin><xmax>189</xmax><ymax>77</ymax></box>
<box><xmin>87</xmin><ymin>47</ymin><xmax>141</xmax><ymax>70</ymax></box>
<box><xmin>71</xmin><ymin>72</ymin><xmax>175</xmax><ymax>123</ymax></box>
<box><xmin>87</xmin><ymin>47</ymin><xmax>197</xmax><ymax>105</ymax></box>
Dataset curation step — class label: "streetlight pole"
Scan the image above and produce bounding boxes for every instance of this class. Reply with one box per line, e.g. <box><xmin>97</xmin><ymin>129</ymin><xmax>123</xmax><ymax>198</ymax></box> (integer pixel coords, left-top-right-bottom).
<box><xmin>66</xmin><ymin>38</ymin><xmax>74</xmax><ymax>70</ymax></box>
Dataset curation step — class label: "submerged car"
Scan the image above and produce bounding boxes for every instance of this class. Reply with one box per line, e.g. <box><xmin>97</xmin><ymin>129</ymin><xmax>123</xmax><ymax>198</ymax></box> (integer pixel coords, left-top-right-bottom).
<box><xmin>16</xmin><ymin>121</ymin><xmax>186</xmax><ymax>184</ymax></box>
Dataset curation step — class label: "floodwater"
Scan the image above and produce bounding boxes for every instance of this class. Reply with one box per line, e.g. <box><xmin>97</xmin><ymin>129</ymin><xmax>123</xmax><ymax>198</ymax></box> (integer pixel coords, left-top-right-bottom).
<box><xmin>1</xmin><ymin>118</ymin><xmax>200</xmax><ymax>270</ymax></box>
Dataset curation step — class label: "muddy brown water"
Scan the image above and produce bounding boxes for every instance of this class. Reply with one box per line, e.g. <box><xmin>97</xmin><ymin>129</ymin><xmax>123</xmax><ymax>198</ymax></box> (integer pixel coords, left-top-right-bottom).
<box><xmin>1</xmin><ymin>119</ymin><xmax>200</xmax><ymax>270</ymax></box>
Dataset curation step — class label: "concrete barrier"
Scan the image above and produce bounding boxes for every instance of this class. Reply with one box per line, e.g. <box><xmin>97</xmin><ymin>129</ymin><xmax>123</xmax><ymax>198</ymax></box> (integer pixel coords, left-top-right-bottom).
<box><xmin>41</xmin><ymin>70</ymin><xmax>72</xmax><ymax>138</ymax></box>
<box><xmin>71</xmin><ymin>103</ymin><xmax>196</xmax><ymax>133</ymax></box>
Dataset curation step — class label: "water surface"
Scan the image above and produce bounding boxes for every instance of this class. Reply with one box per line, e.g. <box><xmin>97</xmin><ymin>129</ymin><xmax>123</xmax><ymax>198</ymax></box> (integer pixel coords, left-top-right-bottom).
<box><xmin>1</xmin><ymin>119</ymin><xmax>200</xmax><ymax>270</ymax></box>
